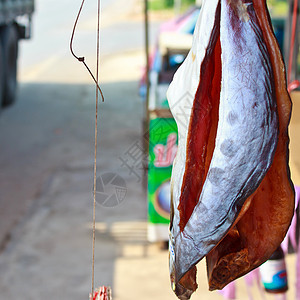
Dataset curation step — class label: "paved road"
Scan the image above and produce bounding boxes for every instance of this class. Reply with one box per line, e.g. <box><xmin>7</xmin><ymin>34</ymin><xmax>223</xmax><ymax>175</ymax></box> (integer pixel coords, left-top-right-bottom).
<box><xmin>0</xmin><ymin>0</ymin><xmax>151</xmax><ymax>298</ymax></box>
<box><xmin>20</xmin><ymin>0</ymin><xmax>120</xmax><ymax>71</ymax></box>
<box><xmin>0</xmin><ymin>0</ymin><xmax>162</xmax><ymax>248</ymax></box>
<box><xmin>0</xmin><ymin>0</ymin><xmax>170</xmax><ymax>297</ymax></box>
<box><xmin>19</xmin><ymin>0</ymin><xmax>160</xmax><ymax>83</ymax></box>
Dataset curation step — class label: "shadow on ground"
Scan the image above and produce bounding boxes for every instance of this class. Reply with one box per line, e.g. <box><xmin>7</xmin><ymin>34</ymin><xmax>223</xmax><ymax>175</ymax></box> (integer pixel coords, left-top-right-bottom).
<box><xmin>0</xmin><ymin>80</ymin><xmax>150</xmax><ymax>299</ymax></box>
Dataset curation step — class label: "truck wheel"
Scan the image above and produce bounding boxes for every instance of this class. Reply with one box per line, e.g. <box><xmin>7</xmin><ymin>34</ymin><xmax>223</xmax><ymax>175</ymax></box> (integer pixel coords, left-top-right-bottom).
<box><xmin>1</xmin><ymin>25</ymin><xmax>19</xmax><ymax>107</ymax></box>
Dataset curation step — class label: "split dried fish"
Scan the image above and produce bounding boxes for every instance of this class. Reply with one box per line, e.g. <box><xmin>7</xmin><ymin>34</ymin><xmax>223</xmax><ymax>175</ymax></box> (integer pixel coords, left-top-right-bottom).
<box><xmin>167</xmin><ymin>0</ymin><xmax>295</xmax><ymax>299</ymax></box>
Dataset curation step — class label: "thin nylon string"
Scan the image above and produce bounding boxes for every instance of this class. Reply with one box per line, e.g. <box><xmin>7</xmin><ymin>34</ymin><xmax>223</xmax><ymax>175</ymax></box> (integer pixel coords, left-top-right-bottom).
<box><xmin>70</xmin><ymin>0</ymin><xmax>104</xmax><ymax>103</ymax></box>
<box><xmin>70</xmin><ymin>0</ymin><xmax>103</xmax><ymax>298</ymax></box>
<box><xmin>92</xmin><ymin>0</ymin><xmax>101</xmax><ymax>297</ymax></box>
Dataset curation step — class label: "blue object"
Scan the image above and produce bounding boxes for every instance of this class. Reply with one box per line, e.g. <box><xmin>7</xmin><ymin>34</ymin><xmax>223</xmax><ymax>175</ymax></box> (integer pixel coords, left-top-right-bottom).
<box><xmin>263</xmin><ymin>270</ymin><xmax>287</xmax><ymax>291</ymax></box>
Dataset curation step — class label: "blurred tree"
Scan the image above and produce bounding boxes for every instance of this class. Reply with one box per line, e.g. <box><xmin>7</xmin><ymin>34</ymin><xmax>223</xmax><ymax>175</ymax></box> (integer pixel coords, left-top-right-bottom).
<box><xmin>165</xmin><ymin>0</ymin><xmax>173</xmax><ymax>7</ymax></box>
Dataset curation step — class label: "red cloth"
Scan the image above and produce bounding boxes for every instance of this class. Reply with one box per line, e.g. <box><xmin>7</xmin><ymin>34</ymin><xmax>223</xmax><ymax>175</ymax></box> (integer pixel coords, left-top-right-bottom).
<box><xmin>89</xmin><ymin>286</ymin><xmax>110</xmax><ymax>300</ymax></box>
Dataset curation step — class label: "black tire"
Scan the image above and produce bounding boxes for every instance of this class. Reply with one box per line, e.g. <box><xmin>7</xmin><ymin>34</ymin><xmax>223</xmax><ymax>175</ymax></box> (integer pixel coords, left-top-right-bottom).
<box><xmin>1</xmin><ymin>24</ymin><xmax>19</xmax><ymax>107</ymax></box>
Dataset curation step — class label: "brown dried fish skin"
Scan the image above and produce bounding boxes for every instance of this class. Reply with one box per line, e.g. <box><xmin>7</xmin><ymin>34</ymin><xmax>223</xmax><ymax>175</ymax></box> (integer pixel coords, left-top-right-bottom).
<box><xmin>167</xmin><ymin>0</ymin><xmax>294</xmax><ymax>297</ymax></box>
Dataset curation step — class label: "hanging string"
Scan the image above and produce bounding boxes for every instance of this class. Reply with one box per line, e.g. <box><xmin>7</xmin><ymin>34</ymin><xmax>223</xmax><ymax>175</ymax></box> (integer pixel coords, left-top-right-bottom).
<box><xmin>70</xmin><ymin>0</ymin><xmax>104</xmax><ymax>102</ymax></box>
<box><xmin>92</xmin><ymin>0</ymin><xmax>101</xmax><ymax>297</ymax></box>
<box><xmin>70</xmin><ymin>0</ymin><xmax>103</xmax><ymax>298</ymax></box>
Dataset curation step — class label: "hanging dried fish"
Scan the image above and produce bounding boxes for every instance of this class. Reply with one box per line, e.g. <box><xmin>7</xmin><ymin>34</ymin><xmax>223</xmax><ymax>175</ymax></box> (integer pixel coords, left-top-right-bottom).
<box><xmin>167</xmin><ymin>0</ymin><xmax>295</xmax><ymax>299</ymax></box>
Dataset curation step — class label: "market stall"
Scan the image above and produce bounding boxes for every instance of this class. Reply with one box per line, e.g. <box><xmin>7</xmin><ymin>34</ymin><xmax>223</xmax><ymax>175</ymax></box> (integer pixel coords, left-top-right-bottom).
<box><xmin>143</xmin><ymin>9</ymin><xmax>199</xmax><ymax>242</ymax></box>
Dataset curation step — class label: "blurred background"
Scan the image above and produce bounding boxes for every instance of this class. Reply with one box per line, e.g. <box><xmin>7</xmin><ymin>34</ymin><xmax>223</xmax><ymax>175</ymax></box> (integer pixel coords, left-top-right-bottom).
<box><xmin>0</xmin><ymin>0</ymin><xmax>299</xmax><ymax>299</ymax></box>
